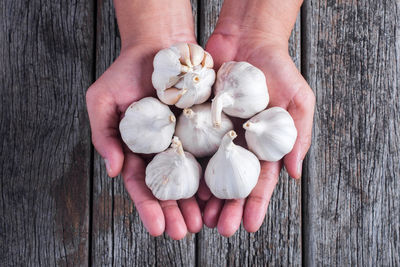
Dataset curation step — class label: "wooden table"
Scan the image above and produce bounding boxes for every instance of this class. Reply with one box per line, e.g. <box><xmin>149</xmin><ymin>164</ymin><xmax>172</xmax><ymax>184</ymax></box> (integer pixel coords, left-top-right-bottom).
<box><xmin>1</xmin><ymin>0</ymin><xmax>399</xmax><ymax>266</ymax></box>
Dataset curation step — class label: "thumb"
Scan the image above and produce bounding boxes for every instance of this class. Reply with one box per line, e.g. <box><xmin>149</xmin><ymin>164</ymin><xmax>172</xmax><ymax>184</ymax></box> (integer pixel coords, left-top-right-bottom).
<box><xmin>205</xmin><ymin>33</ymin><xmax>238</xmax><ymax>69</ymax></box>
<box><xmin>86</xmin><ymin>87</ymin><xmax>124</xmax><ymax>177</ymax></box>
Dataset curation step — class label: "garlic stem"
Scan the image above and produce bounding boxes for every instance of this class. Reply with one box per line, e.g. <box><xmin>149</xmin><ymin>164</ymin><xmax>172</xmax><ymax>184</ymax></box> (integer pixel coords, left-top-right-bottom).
<box><xmin>171</xmin><ymin>136</ymin><xmax>185</xmax><ymax>156</ymax></box>
<box><xmin>211</xmin><ymin>93</ymin><xmax>234</xmax><ymax>127</ymax></box>
<box><xmin>220</xmin><ymin>130</ymin><xmax>237</xmax><ymax>150</ymax></box>
<box><xmin>243</xmin><ymin>121</ymin><xmax>264</xmax><ymax>134</ymax></box>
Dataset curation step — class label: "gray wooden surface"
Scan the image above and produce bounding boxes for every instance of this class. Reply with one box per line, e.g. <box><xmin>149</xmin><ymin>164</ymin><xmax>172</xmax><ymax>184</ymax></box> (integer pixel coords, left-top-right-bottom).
<box><xmin>0</xmin><ymin>0</ymin><xmax>399</xmax><ymax>266</ymax></box>
<box><xmin>302</xmin><ymin>0</ymin><xmax>400</xmax><ymax>266</ymax></box>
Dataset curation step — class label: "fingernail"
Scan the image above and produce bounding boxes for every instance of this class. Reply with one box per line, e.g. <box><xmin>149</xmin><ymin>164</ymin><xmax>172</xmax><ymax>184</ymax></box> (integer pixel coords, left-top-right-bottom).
<box><xmin>104</xmin><ymin>158</ymin><xmax>112</xmax><ymax>176</ymax></box>
<box><xmin>297</xmin><ymin>160</ymin><xmax>303</xmax><ymax>178</ymax></box>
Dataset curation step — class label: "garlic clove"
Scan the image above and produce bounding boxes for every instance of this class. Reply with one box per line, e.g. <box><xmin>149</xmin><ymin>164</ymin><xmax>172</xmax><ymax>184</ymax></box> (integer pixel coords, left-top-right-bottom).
<box><xmin>211</xmin><ymin>61</ymin><xmax>269</xmax><ymax>126</ymax></box>
<box><xmin>175</xmin><ymin>103</ymin><xmax>234</xmax><ymax>157</ymax></box>
<box><xmin>145</xmin><ymin>136</ymin><xmax>202</xmax><ymax>200</ymax></box>
<box><xmin>173</xmin><ymin>43</ymin><xmax>192</xmax><ymax>67</ymax></box>
<box><xmin>152</xmin><ymin>47</ymin><xmax>182</xmax><ymax>91</ymax></box>
<box><xmin>201</xmin><ymin>51</ymin><xmax>214</xmax><ymax>68</ymax></box>
<box><xmin>205</xmin><ymin>130</ymin><xmax>261</xmax><ymax>199</ymax></box>
<box><xmin>243</xmin><ymin>107</ymin><xmax>297</xmax><ymax>161</ymax></box>
<box><xmin>188</xmin><ymin>43</ymin><xmax>205</xmax><ymax>66</ymax></box>
<box><xmin>175</xmin><ymin>68</ymin><xmax>215</xmax><ymax>108</ymax></box>
<box><xmin>119</xmin><ymin>97</ymin><xmax>176</xmax><ymax>154</ymax></box>
<box><xmin>157</xmin><ymin>87</ymin><xmax>187</xmax><ymax>105</ymax></box>
<box><xmin>152</xmin><ymin>43</ymin><xmax>216</xmax><ymax>108</ymax></box>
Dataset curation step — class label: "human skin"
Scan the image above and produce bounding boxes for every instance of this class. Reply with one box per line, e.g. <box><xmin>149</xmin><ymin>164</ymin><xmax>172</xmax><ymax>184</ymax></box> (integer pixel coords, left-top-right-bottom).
<box><xmin>197</xmin><ymin>0</ymin><xmax>315</xmax><ymax>236</ymax></box>
<box><xmin>85</xmin><ymin>0</ymin><xmax>202</xmax><ymax>240</ymax></box>
<box><xmin>86</xmin><ymin>0</ymin><xmax>315</xmax><ymax>239</ymax></box>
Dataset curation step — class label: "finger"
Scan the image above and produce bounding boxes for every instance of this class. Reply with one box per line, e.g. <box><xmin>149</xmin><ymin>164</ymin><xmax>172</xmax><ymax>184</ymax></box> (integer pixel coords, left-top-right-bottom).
<box><xmin>160</xmin><ymin>200</ymin><xmax>188</xmax><ymax>240</ymax></box>
<box><xmin>243</xmin><ymin>161</ymin><xmax>281</xmax><ymax>233</ymax></box>
<box><xmin>86</xmin><ymin>87</ymin><xmax>124</xmax><ymax>177</ymax></box>
<box><xmin>178</xmin><ymin>197</ymin><xmax>203</xmax><ymax>233</ymax></box>
<box><xmin>122</xmin><ymin>153</ymin><xmax>165</xmax><ymax>236</ymax></box>
<box><xmin>203</xmin><ymin>196</ymin><xmax>224</xmax><ymax>228</ymax></box>
<box><xmin>197</xmin><ymin>177</ymin><xmax>212</xmax><ymax>202</ymax></box>
<box><xmin>205</xmin><ymin>34</ymin><xmax>237</xmax><ymax>69</ymax></box>
<box><xmin>284</xmin><ymin>84</ymin><xmax>315</xmax><ymax>179</ymax></box>
<box><xmin>217</xmin><ymin>199</ymin><xmax>245</xmax><ymax>237</ymax></box>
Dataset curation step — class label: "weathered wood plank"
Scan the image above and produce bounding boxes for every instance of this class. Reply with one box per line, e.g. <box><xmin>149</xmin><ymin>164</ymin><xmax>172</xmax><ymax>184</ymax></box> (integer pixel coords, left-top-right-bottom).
<box><xmin>91</xmin><ymin>1</ymin><xmax>198</xmax><ymax>266</ymax></box>
<box><xmin>197</xmin><ymin>2</ymin><xmax>302</xmax><ymax>266</ymax></box>
<box><xmin>0</xmin><ymin>0</ymin><xmax>94</xmax><ymax>266</ymax></box>
<box><xmin>191</xmin><ymin>0</ymin><xmax>198</xmax><ymax>37</ymax></box>
<box><xmin>302</xmin><ymin>0</ymin><xmax>400</xmax><ymax>266</ymax></box>
<box><xmin>198</xmin><ymin>0</ymin><xmax>223</xmax><ymax>47</ymax></box>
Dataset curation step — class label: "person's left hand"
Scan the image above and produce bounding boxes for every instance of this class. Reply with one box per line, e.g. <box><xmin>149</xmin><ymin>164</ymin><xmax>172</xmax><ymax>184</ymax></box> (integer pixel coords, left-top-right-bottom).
<box><xmin>86</xmin><ymin>41</ymin><xmax>203</xmax><ymax>240</ymax></box>
<box><xmin>197</xmin><ymin>32</ymin><xmax>315</xmax><ymax>236</ymax></box>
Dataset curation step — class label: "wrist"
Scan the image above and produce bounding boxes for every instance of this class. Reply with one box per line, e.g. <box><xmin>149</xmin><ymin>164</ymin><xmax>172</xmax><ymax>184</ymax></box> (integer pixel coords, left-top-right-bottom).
<box><xmin>214</xmin><ymin>0</ymin><xmax>301</xmax><ymax>46</ymax></box>
<box><xmin>120</xmin><ymin>30</ymin><xmax>196</xmax><ymax>53</ymax></box>
<box><xmin>114</xmin><ymin>0</ymin><xmax>196</xmax><ymax>52</ymax></box>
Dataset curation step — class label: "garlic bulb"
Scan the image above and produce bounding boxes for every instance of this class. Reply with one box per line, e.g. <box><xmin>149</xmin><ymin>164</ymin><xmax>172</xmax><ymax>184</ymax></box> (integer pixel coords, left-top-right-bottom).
<box><xmin>175</xmin><ymin>103</ymin><xmax>234</xmax><ymax>157</ymax></box>
<box><xmin>152</xmin><ymin>43</ymin><xmax>216</xmax><ymax>108</ymax></box>
<box><xmin>243</xmin><ymin>107</ymin><xmax>297</xmax><ymax>161</ymax></box>
<box><xmin>205</xmin><ymin>130</ymin><xmax>260</xmax><ymax>199</ymax></box>
<box><xmin>145</xmin><ymin>137</ymin><xmax>202</xmax><ymax>200</ymax></box>
<box><xmin>119</xmin><ymin>97</ymin><xmax>176</xmax><ymax>154</ymax></box>
<box><xmin>211</xmin><ymin>61</ymin><xmax>269</xmax><ymax>126</ymax></box>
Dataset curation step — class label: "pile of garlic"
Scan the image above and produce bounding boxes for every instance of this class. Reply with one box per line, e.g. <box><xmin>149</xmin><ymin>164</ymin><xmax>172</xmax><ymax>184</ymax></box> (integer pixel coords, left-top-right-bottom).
<box><xmin>119</xmin><ymin>43</ymin><xmax>297</xmax><ymax>200</ymax></box>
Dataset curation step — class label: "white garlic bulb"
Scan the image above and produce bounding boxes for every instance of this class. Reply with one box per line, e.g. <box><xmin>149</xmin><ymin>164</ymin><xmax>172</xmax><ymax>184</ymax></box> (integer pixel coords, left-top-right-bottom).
<box><xmin>211</xmin><ymin>61</ymin><xmax>269</xmax><ymax>126</ymax></box>
<box><xmin>205</xmin><ymin>130</ymin><xmax>261</xmax><ymax>199</ymax></box>
<box><xmin>145</xmin><ymin>137</ymin><xmax>202</xmax><ymax>200</ymax></box>
<box><xmin>119</xmin><ymin>97</ymin><xmax>176</xmax><ymax>154</ymax></box>
<box><xmin>152</xmin><ymin>43</ymin><xmax>216</xmax><ymax>108</ymax></box>
<box><xmin>175</xmin><ymin>103</ymin><xmax>234</xmax><ymax>157</ymax></box>
<box><xmin>243</xmin><ymin>107</ymin><xmax>297</xmax><ymax>161</ymax></box>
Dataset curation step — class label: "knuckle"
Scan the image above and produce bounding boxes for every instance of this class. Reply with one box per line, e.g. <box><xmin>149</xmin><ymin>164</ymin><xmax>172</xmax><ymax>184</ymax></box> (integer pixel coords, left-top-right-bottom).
<box><xmin>248</xmin><ymin>195</ymin><xmax>267</xmax><ymax>206</ymax></box>
<box><xmin>91</xmin><ymin>135</ymin><xmax>101</xmax><ymax>150</ymax></box>
<box><xmin>307</xmin><ymin>88</ymin><xmax>316</xmax><ymax>106</ymax></box>
<box><xmin>300</xmin><ymin>134</ymin><xmax>312</xmax><ymax>150</ymax></box>
<box><xmin>85</xmin><ymin>86</ymin><xmax>97</xmax><ymax>105</ymax></box>
<box><xmin>259</xmin><ymin>168</ymin><xmax>279</xmax><ymax>185</ymax></box>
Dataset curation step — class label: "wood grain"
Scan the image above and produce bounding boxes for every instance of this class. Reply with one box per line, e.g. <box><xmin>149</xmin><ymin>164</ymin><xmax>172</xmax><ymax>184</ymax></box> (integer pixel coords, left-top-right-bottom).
<box><xmin>0</xmin><ymin>0</ymin><xmax>94</xmax><ymax>265</ymax></box>
<box><xmin>197</xmin><ymin>2</ymin><xmax>302</xmax><ymax>266</ymax></box>
<box><xmin>198</xmin><ymin>0</ymin><xmax>223</xmax><ymax>47</ymax></box>
<box><xmin>91</xmin><ymin>1</ymin><xmax>198</xmax><ymax>266</ymax></box>
<box><xmin>302</xmin><ymin>0</ymin><xmax>400</xmax><ymax>266</ymax></box>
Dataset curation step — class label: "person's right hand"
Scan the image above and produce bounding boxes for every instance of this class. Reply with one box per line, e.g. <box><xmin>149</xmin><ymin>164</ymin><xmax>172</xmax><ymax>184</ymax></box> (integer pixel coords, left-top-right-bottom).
<box><xmin>86</xmin><ymin>40</ymin><xmax>203</xmax><ymax>240</ymax></box>
<box><xmin>197</xmin><ymin>0</ymin><xmax>315</xmax><ymax>237</ymax></box>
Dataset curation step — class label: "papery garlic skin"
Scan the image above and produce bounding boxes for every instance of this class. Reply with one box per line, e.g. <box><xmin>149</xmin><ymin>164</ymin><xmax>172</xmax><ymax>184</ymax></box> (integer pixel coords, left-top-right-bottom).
<box><xmin>119</xmin><ymin>97</ymin><xmax>176</xmax><ymax>154</ymax></box>
<box><xmin>211</xmin><ymin>61</ymin><xmax>269</xmax><ymax>126</ymax></box>
<box><xmin>243</xmin><ymin>107</ymin><xmax>297</xmax><ymax>161</ymax></box>
<box><xmin>145</xmin><ymin>137</ymin><xmax>202</xmax><ymax>200</ymax></box>
<box><xmin>152</xmin><ymin>43</ymin><xmax>216</xmax><ymax>108</ymax></box>
<box><xmin>205</xmin><ymin>131</ymin><xmax>261</xmax><ymax>199</ymax></box>
<box><xmin>175</xmin><ymin>103</ymin><xmax>234</xmax><ymax>157</ymax></box>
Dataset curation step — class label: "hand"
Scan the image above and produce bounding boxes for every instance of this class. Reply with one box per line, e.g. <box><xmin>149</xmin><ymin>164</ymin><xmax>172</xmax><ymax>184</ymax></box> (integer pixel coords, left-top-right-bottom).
<box><xmin>199</xmin><ymin>31</ymin><xmax>315</xmax><ymax>236</ymax></box>
<box><xmin>86</xmin><ymin>41</ymin><xmax>203</xmax><ymax>239</ymax></box>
